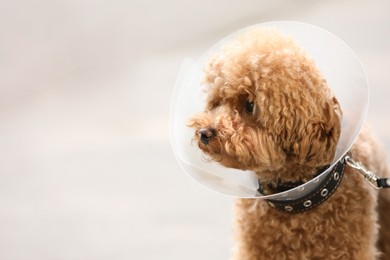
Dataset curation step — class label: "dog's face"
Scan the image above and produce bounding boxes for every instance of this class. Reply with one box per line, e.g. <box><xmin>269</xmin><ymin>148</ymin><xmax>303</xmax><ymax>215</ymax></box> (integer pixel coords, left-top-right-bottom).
<box><xmin>188</xmin><ymin>29</ymin><xmax>342</xmax><ymax>180</ymax></box>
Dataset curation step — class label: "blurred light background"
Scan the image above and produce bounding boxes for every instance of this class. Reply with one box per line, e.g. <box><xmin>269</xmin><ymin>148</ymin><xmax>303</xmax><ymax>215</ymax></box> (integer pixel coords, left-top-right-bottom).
<box><xmin>0</xmin><ymin>0</ymin><xmax>389</xmax><ymax>259</ymax></box>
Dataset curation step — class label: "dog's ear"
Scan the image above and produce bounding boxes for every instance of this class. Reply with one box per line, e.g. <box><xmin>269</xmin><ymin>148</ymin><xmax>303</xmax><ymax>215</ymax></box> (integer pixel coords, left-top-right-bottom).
<box><xmin>292</xmin><ymin>97</ymin><xmax>342</xmax><ymax>166</ymax></box>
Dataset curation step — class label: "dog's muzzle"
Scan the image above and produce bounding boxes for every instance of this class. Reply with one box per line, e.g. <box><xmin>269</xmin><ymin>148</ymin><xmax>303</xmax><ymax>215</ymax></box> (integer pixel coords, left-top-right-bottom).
<box><xmin>198</xmin><ymin>128</ymin><xmax>216</xmax><ymax>145</ymax></box>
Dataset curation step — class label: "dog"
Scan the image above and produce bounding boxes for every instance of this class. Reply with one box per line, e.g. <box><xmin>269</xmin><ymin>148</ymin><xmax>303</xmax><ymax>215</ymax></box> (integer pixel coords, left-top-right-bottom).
<box><xmin>188</xmin><ymin>28</ymin><xmax>390</xmax><ymax>259</ymax></box>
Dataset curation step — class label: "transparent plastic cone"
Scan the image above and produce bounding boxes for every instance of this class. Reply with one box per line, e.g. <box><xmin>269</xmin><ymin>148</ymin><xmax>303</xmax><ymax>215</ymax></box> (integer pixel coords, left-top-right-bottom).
<box><xmin>170</xmin><ymin>21</ymin><xmax>368</xmax><ymax>200</ymax></box>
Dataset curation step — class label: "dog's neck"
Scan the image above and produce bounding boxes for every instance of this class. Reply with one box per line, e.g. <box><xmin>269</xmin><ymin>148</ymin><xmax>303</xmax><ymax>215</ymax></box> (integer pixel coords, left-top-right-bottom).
<box><xmin>255</xmin><ymin>163</ymin><xmax>328</xmax><ymax>195</ymax></box>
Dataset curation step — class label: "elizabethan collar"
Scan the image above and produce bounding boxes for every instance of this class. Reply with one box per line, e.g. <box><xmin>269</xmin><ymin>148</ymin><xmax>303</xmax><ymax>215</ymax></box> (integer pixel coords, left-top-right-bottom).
<box><xmin>170</xmin><ymin>21</ymin><xmax>369</xmax><ymax>200</ymax></box>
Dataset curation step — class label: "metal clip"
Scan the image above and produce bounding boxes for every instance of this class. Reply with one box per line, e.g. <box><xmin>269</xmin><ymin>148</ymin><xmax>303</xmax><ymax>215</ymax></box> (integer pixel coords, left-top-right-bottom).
<box><xmin>344</xmin><ymin>154</ymin><xmax>381</xmax><ymax>190</ymax></box>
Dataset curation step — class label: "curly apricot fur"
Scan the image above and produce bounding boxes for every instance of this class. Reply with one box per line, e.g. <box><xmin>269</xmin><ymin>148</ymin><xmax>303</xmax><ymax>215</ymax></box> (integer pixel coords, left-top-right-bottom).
<box><xmin>188</xmin><ymin>28</ymin><xmax>390</xmax><ymax>259</ymax></box>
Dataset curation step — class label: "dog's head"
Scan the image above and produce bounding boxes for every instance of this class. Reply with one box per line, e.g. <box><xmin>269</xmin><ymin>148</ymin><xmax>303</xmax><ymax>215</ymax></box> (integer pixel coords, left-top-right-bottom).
<box><xmin>188</xmin><ymin>28</ymin><xmax>342</xmax><ymax>181</ymax></box>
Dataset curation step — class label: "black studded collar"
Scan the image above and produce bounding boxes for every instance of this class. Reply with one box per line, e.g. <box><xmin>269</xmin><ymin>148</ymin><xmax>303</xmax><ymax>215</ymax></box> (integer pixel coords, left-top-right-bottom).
<box><xmin>258</xmin><ymin>156</ymin><xmax>346</xmax><ymax>214</ymax></box>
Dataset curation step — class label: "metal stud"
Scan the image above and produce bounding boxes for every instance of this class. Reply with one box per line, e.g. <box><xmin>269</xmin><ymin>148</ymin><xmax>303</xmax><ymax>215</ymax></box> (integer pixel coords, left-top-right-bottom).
<box><xmin>268</xmin><ymin>202</ymin><xmax>275</xmax><ymax>208</ymax></box>
<box><xmin>284</xmin><ymin>206</ymin><xmax>293</xmax><ymax>212</ymax></box>
<box><xmin>334</xmin><ymin>172</ymin><xmax>340</xmax><ymax>181</ymax></box>
<box><xmin>321</xmin><ymin>188</ymin><xmax>329</xmax><ymax>197</ymax></box>
<box><xmin>303</xmin><ymin>200</ymin><xmax>312</xmax><ymax>207</ymax></box>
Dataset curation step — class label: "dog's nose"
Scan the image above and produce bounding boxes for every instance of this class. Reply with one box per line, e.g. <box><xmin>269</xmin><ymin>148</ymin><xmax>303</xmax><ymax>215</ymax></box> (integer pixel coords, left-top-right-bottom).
<box><xmin>198</xmin><ymin>128</ymin><xmax>216</xmax><ymax>145</ymax></box>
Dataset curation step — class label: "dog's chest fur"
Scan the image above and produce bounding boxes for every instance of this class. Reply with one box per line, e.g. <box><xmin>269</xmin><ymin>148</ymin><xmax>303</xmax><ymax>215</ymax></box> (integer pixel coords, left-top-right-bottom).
<box><xmin>234</xmin><ymin>134</ymin><xmax>380</xmax><ymax>259</ymax></box>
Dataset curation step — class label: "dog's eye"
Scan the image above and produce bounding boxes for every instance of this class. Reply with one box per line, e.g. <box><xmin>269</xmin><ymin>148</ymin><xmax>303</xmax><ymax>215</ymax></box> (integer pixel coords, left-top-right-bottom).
<box><xmin>244</xmin><ymin>100</ymin><xmax>254</xmax><ymax>114</ymax></box>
